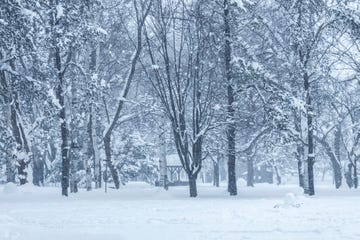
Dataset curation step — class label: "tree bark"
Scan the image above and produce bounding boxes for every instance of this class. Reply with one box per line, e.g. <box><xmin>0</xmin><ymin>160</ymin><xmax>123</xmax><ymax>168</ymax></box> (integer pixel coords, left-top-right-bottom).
<box><xmin>224</xmin><ymin>0</ymin><xmax>237</xmax><ymax>196</ymax></box>
<box><xmin>88</xmin><ymin>107</ymin><xmax>101</xmax><ymax>189</ymax></box>
<box><xmin>293</xmin><ymin>110</ymin><xmax>305</xmax><ymax>188</ymax></box>
<box><xmin>304</xmin><ymin>72</ymin><xmax>315</xmax><ymax>196</ymax></box>
<box><xmin>54</xmin><ymin>46</ymin><xmax>70</xmax><ymax>196</ymax></box>
<box><xmin>333</xmin><ymin>126</ymin><xmax>342</xmax><ymax>188</ymax></box>
<box><xmin>188</xmin><ymin>174</ymin><xmax>198</xmax><ymax>198</ymax></box>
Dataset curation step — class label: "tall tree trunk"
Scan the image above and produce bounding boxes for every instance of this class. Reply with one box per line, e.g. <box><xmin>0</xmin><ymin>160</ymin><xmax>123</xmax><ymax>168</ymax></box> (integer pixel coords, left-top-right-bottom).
<box><xmin>224</xmin><ymin>0</ymin><xmax>237</xmax><ymax>196</ymax></box>
<box><xmin>304</xmin><ymin>72</ymin><xmax>315</xmax><ymax>196</ymax></box>
<box><xmin>0</xmin><ymin>69</ymin><xmax>15</xmax><ymax>183</ymax></box>
<box><xmin>88</xmin><ymin>107</ymin><xmax>101</xmax><ymax>189</ymax></box>
<box><xmin>88</xmin><ymin>43</ymin><xmax>101</xmax><ymax>189</ymax></box>
<box><xmin>333</xmin><ymin>126</ymin><xmax>342</xmax><ymax>188</ymax></box>
<box><xmin>54</xmin><ymin>46</ymin><xmax>70</xmax><ymax>196</ymax></box>
<box><xmin>293</xmin><ymin>109</ymin><xmax>305</xmax><ymax>188</ymax></box>
<box><xmin>50</xmin><ymin>0</ymin><xmax>70</xmax><ymax>196</ymax></box>
<box><xmin>159</xmin><ymin>128</ymin><xmax>168</xmax><ymax>190</ymax></box>
<box><xmin>69</xmin><ymin>141</ymin><xmax>78</xmax><ymax>194</ymax></box>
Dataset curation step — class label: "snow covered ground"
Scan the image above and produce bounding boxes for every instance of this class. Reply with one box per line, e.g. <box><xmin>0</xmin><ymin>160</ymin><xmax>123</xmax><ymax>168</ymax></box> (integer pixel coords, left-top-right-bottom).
<box><xmin>1</xmin><ymin>182</ymin><xmax>360</xmax><ymax>240</ymax></box>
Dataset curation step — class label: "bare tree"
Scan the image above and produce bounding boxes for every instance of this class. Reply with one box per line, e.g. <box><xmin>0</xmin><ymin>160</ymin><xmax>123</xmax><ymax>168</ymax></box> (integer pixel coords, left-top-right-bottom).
<box><xmin>102</xmin><ymin>0</ymin><xmax>152</xmax><ymax>189</ymax></box>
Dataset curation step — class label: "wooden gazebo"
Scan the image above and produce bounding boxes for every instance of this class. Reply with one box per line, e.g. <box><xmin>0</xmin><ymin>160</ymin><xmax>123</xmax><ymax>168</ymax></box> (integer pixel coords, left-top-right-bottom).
<box><xmin>164</xmin><ymin>154</ymin><xmax>188</xmax><ymax>186</ymax></box>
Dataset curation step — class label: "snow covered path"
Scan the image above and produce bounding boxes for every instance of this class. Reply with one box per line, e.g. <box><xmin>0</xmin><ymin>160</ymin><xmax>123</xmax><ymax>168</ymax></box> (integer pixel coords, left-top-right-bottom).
<box><xmin>1</xmin><ymin>182</ymin><xmax>360</xmax><ymax>240</ymax></box>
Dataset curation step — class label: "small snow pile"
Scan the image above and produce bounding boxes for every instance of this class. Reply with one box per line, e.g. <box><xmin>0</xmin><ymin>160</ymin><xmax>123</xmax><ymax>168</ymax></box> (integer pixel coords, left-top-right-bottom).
<box><xmin>2</xmin><ymin>183</ymin><xmax>18</xmax><ymax>194</ymax></box>
<box><xmin>237</xmin><ymin>178</ymin><xmax>247</xmax><ymax>187</ymax></box>
<box><xmin>274</xmin><ymin>193</ymin><xmax>303</xmax><ymax>208</ymax></box>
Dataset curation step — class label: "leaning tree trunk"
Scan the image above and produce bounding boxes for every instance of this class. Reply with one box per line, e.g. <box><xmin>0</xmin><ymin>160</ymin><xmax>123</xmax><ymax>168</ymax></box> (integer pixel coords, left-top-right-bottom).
<box><xmin>10</xmin><ymin>94</ymin><xmax>30</xmax><ymax>184</ymax></box>
<box><xmin>101</xmin><ymin>2</ymin><xmax>150</xmax><ymax>189</ymax></box>
<box><xmin>224</xmin><ymin>0</ymin><xmax>237</xmax><ymax>196</ymax></box>
<box><xmin>5</xmin><ymin>62</ymin><xmax>31</xmax><ymax>185</ymax></box>
<box><xmin>103</xmin><ymin>134</ymin><xmax>120</xmax><ymax>189</ymax></box>
<box><xmin>10</xmin><ymin>102</ymin><xmax>27</xmax><ymax>185</ymax></box>
<box><xmin>314</xmin><ymin>134</ymin><xmax>342</xmax><ymax>189</ymax></box>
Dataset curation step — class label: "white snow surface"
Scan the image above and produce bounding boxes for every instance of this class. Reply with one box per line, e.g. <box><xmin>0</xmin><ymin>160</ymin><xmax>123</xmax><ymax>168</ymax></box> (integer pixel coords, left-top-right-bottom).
<box><xmin>0</xmin><ymin>182</ymin><xmax>360</xmax><ymax>240</ymax></box>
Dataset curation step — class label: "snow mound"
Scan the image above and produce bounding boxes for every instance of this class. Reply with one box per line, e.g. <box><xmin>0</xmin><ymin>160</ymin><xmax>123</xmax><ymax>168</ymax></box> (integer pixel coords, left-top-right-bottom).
<box><xmin>237</xmin><ymin>178</ymin><xmax>247</xmax><ymax>187</ymax></box>
<box><xmin>2</xmin><ymin>183</ymin><xmax>18</xmax><ymax>194</ymax></box>
<box><xmin>274</xmin><ymin>193</ymin><xmax>303</xmax><ymax>208</ymax></box>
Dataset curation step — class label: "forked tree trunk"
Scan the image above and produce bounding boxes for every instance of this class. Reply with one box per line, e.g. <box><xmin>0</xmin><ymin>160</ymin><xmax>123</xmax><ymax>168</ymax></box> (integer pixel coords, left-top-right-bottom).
<box><xmin>6</xmin><ymin>62</ymin><xmax>30</xmax><ymax>185</ymax></box>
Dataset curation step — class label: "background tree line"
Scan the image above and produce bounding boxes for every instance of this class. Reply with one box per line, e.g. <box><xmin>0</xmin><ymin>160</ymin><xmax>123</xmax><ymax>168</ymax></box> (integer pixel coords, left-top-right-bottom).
<box><xmin>0</xmin><ymin>0</ymin><xmax>359</xmax><ymax>197</ymax></box>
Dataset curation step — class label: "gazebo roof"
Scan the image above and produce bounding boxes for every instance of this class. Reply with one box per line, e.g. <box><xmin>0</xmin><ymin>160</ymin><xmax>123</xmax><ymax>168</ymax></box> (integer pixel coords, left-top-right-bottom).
<box><xmin>166</xmin><ymin>154</ymin><xmax>182</xmax><ymax>166</ymax></box>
